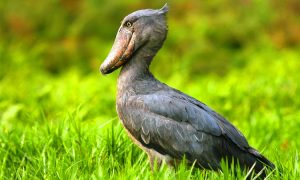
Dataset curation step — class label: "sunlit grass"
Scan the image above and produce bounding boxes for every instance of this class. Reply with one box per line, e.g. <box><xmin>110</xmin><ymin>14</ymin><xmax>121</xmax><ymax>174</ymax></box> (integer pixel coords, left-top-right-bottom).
<box><xmin>0</xmin><ymin>114</ymin><xmax>297</xmax><ymax>179</ymax></box>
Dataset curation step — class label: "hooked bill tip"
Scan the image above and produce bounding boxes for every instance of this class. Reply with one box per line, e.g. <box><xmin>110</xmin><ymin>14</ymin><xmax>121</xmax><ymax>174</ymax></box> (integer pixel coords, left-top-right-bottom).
<box><xmin>99</xmin><ymin>65</ymin><xmax>107</xmax><ymax>75</ymax></box>
<box><xmin>100</xmin><ymin>66</ymin><xmax>113</xmax><ymax>75</ymax></box>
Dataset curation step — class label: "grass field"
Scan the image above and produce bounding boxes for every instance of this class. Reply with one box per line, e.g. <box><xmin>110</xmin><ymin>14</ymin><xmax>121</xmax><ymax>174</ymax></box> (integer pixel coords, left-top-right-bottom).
<box><xmin>1</xmin><ymin>1</ymin><xmax>300</xmax><ymax>179</ymax></box>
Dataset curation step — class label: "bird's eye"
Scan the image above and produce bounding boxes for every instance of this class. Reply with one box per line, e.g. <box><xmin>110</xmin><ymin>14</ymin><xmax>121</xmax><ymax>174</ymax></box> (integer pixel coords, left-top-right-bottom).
<box><xmin>125</xmin><ymin>21</ymin><xmax>132</xmax><ymax>27</ymax></box>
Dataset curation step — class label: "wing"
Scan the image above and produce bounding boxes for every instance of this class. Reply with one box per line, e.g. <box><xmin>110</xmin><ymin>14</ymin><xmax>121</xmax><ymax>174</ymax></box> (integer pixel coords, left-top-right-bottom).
<box><xmin>122</xmin><ymin>89</ymin><xmax>250</xmax><ymax>152</ymax></box>
<box><xmin>120</xmin><ymin>96</ymin><xmax>223</xmax><ymax>169</ymax></box>
<box><xmin>169</xmin><ymin>89</ymin><xmax>250</xmax><ymax>150</ymax></box>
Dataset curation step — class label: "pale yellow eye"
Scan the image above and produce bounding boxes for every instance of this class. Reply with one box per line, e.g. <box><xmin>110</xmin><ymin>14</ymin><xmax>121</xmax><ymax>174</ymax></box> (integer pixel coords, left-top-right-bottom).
<box><xmin>125</xmin><ymin>21</ymin><xmax>132</xmax><ymax>27</ymax></box>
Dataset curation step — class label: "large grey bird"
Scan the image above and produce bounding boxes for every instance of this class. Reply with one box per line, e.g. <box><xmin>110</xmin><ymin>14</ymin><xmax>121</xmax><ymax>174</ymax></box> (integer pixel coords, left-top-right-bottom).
<box><xmin>100</xmin><ymin>4</ymin><xmax>274</xmax><ymax>176</ymax></box>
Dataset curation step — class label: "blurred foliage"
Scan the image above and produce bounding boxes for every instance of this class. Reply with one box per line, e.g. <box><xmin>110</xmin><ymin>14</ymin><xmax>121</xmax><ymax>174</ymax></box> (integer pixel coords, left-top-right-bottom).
<box><xmin>0</xmin><ymin>0</ymin><xmax>300</xmax><ymax>179</ymax></box>
<box><xmin>0</xmin><ymin>0</ymin><xmax>300</xmax><ymax>76</ymax></box>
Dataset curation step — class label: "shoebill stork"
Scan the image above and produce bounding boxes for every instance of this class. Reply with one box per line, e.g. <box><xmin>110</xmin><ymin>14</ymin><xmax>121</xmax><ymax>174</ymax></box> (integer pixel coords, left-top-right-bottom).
<box><xmin>100</xmin><ymin>4</ymin><xmax>274</xmax><ymax>176</ymax></box>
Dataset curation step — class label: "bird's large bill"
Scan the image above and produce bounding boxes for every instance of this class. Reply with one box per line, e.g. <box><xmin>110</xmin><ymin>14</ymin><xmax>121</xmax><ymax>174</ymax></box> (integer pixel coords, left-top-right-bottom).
<box><xmin>100</xmin><ymin>28</ymin><xmax>135</xmax><ymax>74</ymax></box>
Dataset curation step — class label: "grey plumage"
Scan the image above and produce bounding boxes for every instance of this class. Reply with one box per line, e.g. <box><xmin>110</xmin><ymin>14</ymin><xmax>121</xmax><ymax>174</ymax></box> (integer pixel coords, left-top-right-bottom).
<box><xmin>100</xmin><ymin>4</ymin><xmax>274</xmax><ymax>176</ymax></box>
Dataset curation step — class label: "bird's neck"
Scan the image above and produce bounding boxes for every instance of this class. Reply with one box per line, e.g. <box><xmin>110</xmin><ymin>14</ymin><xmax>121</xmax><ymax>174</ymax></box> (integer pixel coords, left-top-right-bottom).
<box><xmin>117</xmin><ymin>47</ymin><xmax>157</xmax><ymax>95</ymax></box>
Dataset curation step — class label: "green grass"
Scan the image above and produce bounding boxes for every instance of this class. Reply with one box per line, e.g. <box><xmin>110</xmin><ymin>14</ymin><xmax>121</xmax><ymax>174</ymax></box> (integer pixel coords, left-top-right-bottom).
<box><xmin>1</xmin><ymin>48</ymin><xmax>300</xmax><ymax>179</ymax></box>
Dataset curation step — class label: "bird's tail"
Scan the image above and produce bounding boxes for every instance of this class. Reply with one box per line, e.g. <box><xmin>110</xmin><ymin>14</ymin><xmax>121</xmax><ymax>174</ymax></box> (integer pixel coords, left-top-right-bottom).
<box><xmin>244</xmin><ymin>147</ymin><xmax>275</xmax><ymax>180</ymax></box>
<box><xmin>248</xmin><ymin>148</ymin><xmax>275</xmax><ymax>170</ymax></box>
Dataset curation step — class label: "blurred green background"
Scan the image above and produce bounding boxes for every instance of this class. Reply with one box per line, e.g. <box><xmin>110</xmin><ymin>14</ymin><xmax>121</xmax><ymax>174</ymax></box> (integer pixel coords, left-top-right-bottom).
<box><xmin>0</xmin><ymin>0</ymin><xmax>300</xmax><ymax>178</ymax></box>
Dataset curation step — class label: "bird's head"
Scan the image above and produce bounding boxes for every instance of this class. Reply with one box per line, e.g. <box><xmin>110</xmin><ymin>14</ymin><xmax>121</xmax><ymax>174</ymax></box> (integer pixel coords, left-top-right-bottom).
<box><xmin>100</xmin><ymin>4</ymin><xmax>169</xmax><ymax>74</ymax></box>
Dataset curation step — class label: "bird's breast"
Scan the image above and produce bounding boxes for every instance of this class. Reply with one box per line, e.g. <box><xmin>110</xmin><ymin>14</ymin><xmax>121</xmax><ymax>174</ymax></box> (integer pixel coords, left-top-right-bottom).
<box><xmin>116</xmin><ymin>91</ymin><xmax>139</xmax><ymax>134</ymax></box>
<box><xmin>116</xmin><ymin>93</ymin><xmax>149</xmax><ymax>151</ymax></box>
